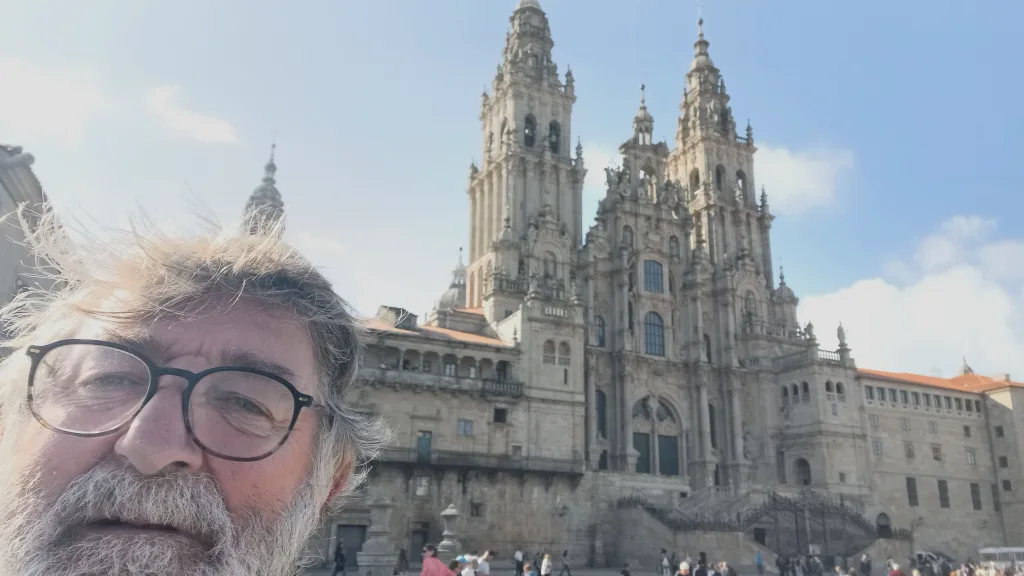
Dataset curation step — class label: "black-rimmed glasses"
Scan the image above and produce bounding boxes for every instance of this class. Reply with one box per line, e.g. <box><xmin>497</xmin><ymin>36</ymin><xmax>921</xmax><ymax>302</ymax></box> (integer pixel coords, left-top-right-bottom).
<box><xmin>25</xmin><ymin>339</ymin><xmax>323</xmax><ymax>462</ymax></box>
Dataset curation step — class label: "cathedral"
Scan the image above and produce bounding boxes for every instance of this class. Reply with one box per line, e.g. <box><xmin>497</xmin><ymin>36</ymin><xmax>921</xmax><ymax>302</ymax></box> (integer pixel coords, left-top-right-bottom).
<box><xmin>252</xmin><ymin>0</ymin><xmax>1021</xmax><ymax>568</ymax></box>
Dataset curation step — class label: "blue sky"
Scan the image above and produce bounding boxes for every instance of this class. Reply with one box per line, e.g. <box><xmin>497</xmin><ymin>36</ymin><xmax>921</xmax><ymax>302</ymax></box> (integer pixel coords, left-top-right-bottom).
<box><xmin>1</xmin><ymin>0</ymin><xmax>1022</xmax><ymax>378</ymax></box>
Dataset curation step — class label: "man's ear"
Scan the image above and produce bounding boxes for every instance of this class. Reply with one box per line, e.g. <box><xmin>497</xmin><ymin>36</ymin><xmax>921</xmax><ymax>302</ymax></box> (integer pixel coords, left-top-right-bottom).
<box><xmin>325</xmin><ymin>456</ymin><xmax>355</xmax><ymax>506</ymax></box>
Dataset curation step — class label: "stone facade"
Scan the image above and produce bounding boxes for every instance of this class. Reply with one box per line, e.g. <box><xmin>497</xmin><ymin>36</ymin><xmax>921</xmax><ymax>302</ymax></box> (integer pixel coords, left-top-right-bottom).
<box><xmin>292</xmin><ymin>0</ymin><xmax>1023</xmax><ymax>567</ymax></box>
<box><xmin>0</xmin><ymin>144</ymin><xmax>50</xmax><ymax>314</ymax></box>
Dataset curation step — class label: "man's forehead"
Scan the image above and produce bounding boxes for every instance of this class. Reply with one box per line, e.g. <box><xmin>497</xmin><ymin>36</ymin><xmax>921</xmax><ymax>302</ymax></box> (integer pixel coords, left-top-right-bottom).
<box><xmin>70</xmin><ymin>305</ymin><xmax>317</xmax><ymax>383</ymax></box>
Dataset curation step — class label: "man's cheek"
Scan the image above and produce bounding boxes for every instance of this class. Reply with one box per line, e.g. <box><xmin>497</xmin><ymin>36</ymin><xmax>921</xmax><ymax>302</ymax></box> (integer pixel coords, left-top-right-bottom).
<box><xmin>21</xmin><ymin>432</ymin><xmax>114</xmax><ymax>498</ymax></box>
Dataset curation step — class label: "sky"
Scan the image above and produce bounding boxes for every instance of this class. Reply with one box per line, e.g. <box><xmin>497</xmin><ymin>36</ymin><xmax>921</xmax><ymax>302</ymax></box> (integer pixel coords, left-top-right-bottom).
<box><xmin>0</xmin><ymin>0</ymin><xmax>1022</xmax><ymax>380</ymax></box>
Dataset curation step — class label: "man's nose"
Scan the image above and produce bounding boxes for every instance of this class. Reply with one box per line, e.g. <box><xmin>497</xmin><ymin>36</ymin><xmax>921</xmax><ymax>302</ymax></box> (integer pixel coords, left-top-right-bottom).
<box><xmin>113</xmin><ymin>374</ymin><xmax>204</xmax><ymax>475</ymax></box>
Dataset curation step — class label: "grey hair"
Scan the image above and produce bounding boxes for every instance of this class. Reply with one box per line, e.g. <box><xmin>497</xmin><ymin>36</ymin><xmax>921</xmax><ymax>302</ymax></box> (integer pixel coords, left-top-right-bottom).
<box><xmin>0</xmin><ymin>204</ymin><xmax>392</xmax><ymax>509</ymax></box>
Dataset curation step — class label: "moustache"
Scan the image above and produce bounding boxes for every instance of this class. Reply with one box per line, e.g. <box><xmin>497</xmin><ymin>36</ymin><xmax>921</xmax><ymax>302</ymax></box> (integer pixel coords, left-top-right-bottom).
<box><xmin>46</xmin><ymin>461</ymin><xmax>235</xmax><ymax>553</ymax></box>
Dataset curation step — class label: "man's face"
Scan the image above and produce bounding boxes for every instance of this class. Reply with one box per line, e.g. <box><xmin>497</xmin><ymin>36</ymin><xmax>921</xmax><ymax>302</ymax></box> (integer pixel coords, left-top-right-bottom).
<box><xmin>0</xmin><ymin>299</ymin><xmax>341</xmax><ymax>575</ymax></box>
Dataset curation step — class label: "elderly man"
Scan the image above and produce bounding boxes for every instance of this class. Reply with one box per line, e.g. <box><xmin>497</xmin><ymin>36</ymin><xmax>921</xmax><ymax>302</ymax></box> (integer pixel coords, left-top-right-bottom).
<box><xmin>0</xmin><ymin>210</ymin><xmax>390</xmax><ymax>575</ymax></box>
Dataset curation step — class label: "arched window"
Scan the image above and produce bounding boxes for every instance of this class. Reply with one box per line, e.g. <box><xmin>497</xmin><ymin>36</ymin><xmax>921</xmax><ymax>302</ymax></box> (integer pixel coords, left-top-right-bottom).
<box><xmin>689</xmin><ymin>168</ymin><xmax>701</xmax><ymax>192</ymax></box>
<box><xmin>715</xmin><ymin>165</ymin><xmax>725</xmax><ymax>191</ymax></box>
<box><xmin>708</xmin><ymin>403</ymin><xmax>717</xmax><ymax>449</ymax></box>
<box><xmin>836</xmin><ymin>382</ymin><xmax>845</xmax><ymax>401</ymax></box>
<box><xmin>644</xmin><ymin>312</ymin><xmax>665</xmax><ymax>356</ymax></box>
<box><xmin>782</xmin><ymin>386</ymin><xmax>790</xmax><ymax>405</ymax></box>
<box><xmin>669</xmin><ymin>236</ymin><xmax>680</xmax><ymax>257</ymax></box>
<box><xmin>524</xmin><ymin>115</ymin><xmax>537</xmax><ymax>148</ymax></box>
<box><xmin>543</xmin><ymin>251</ymin><xmax>557</xmax><ymax>278</ymax></box>
<box><xmin>548</xmin><ymin>121</ymin><xmax>561</xmax><ymax>154</ymax></box>
<box><xmin>736</xmin><ymin>169</ymin><xmax>748</xmax><ymax>202</ymax></box>
<box><xmin>825</xmin><ymin>381</ymin><xmax>834</xmax><ymax>393</ymax></box>
<box><xmin>791</xmin><ymin>383</ymin><xmax>799</xmax><ymax>399</ymax></box>
<box><xmin>542</xmin><ymin>340</ymin><xmax>555</xmax><ymax>364</ymax></box>
<box><xmin>558</xmin><ymin>341</ymin><xmax>571</xmax><ymax>366</ymax></box>
<box><xmin>598</xmin><ymin>450</ymin><xmax>608</xmax><ymax>470</ymax></box>
<box><xmin>794</xmin><ymin>458</ymin><xmax>812</xmax><ymax>486</ymax></box>
<box><xmin>876</xmin><ymin>513</ymin><xmax>893</xmax><ymax>539</ymax></box>
<box><xmin>622</xmin><ymin>225</ymin><xmax>634</xmax><ymax>248</ymax></box>
<box><xmin>596</xmin><ymin>389</ymin><xmax>608</xmax><ymax>438</ymax></box>
<box><xmin>744</xmin><ymin>291</ymin><xmax>756</xmax><ymax>316</ymax></box>
<box><xmin>801</xmin><ymin>381</ymin><xmax>810</xmax><ymax>402</ymax></box>
<box><xmin>703</xmin><ymin>333</ymin><xmax>712</xmax><ymax>364</ymax></box>
<box><xmin>643</xmin><ymin>260</ymin><xmax>664</xmax><ymax>293</ymax></box>
<box><xmin>594</xmin><ymin>316</ymin><xmax>606</xmax><ymax>347</ymax></box>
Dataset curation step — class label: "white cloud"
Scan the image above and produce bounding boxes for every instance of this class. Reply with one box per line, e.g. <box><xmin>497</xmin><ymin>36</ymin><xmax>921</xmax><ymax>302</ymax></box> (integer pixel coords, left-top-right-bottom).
<box><xmin>0</xmin><ymin>57</ymin><xmax>111</xmax><ymax>147</ymax></box>
<box><xmin>580</xmin><ymin>141</ymin><xmax>621</xmax><ymax>224</ymax></box>
<box><xmin>145</xmin><ymin>85</ymin><xmax>237</xmax><ymax>143</ymax></box>
<box><xmin>800</xmin><ymin>215</ymin><xmax>1024</xmax><ymax>379</ymax></box>
<box><xmin>755</xmin><ymin>144</ymin><xmax>855</xmax><ymax>216</ymax></box>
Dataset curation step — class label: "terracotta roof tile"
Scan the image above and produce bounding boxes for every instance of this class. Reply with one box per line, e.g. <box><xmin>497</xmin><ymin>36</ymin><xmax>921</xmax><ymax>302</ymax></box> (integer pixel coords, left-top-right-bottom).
<box><xmin>363</xmin><ymin>318</ymin><xmax>509</xmax><ymax>348</ymax></box>
<box><xmin>857</xmin><ymin>368</ymin><xmax>1024</xmax><ymax>394</ymax></box>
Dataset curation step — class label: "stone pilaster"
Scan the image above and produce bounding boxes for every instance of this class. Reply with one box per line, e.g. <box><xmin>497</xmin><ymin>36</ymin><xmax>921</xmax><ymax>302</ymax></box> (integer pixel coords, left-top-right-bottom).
<box><xmin>356</xmin><ymin>498</ymin><xmax>398</xmax><ymax>576</ymax></box>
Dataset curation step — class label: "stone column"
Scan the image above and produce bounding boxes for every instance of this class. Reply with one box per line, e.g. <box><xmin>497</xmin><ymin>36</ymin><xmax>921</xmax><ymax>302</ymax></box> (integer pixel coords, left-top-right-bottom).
<box><xmin>437</xmin><ymin>504</ymin><xmax>462</xmax><ymax>563</ymax></box>
<box><xmin>731</xmin><ymin>385</ymin><xmax>744</xmax><ymax>461</ymax></box>
<box><xmin>699</xmin><ymin>383</ymin><xmax>712</xmax><ymax>459</ymax></box>
<box><xmin>356</xmin><ymin>498</ymin><xmax>398</xmax><ymax>576</ymax></box>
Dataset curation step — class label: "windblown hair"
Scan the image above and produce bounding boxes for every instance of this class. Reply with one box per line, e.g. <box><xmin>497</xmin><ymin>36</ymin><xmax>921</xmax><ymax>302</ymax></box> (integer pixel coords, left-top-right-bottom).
<box><xmin>0</xmin><ymin>204</ymin><xmax>391</xmax><ymax>509</ymax></box>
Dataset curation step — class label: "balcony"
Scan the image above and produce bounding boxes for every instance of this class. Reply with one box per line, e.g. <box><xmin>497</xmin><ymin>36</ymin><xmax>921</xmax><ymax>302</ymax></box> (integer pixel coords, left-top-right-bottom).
<box><xmin>377</xmin><ymin>447</ymin><xmax>585</xmax><ymax>476</ymax></box>
<box><xmin>357</xmin><ymin>368</ymin><xmax>524</xmax><ymax>398</ymax></box>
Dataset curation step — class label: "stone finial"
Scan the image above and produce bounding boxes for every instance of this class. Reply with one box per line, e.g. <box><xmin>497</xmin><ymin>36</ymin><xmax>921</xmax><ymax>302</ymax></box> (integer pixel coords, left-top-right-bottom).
<box><xmin>437</xmin><ymin>504</ymin><xmax>462</xmax><ymax>562</ymax></box>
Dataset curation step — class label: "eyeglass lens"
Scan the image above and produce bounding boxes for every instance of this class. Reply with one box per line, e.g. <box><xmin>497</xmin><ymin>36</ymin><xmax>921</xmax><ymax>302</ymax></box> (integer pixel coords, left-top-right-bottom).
<box><xmin>30</xmin><ymin>343</ymin><xmax>297</xmax><ymax>459</ymax></box>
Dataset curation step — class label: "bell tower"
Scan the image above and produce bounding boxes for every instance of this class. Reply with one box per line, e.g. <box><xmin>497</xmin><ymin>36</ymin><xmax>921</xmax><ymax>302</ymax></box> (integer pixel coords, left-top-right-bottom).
<box><xmin>666</xmin><ymin>19</ymin><xmax>775</xmax><ymax>288</ymax></box>
<box><xmin>465</xmin><ymin>0</ymin><xmax>586</xmax><ymax>321</ymax></box>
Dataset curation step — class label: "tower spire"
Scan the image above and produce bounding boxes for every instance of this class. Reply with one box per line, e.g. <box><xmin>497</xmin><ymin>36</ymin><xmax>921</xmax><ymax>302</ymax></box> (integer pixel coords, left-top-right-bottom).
<box><xmin>245</xmin><ymin>142</ymin><xmax>285</xmax><ymax>235</ymax></box>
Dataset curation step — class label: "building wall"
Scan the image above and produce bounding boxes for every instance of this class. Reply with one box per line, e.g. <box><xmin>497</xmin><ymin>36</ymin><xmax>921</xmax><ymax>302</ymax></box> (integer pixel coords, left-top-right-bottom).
<box><xmin>0</xmin><ymin>146</ymin><xmax>49</xmax><ymax>306</ymax></box>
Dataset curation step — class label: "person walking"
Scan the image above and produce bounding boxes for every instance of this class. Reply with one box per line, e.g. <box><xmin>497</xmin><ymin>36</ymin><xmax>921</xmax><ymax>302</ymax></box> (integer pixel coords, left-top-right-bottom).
<box><xmin>515</xmin><ymin>549</ymin><xmax>525</xmax><ymax>576</ymax></box>
<box><xmin>541</xmin><ymin>554</ymin><xmax>553</xmax><ymax>576</ymax></box>
<box><xmin>332</xmin><ymin>540</ymin><xmax>347</xmax><ymax>576</ymax></box>
<box><xmin>861</xmin><ymin>555</ymin><xmax>873</xmax><ymax>576</ymax></box>
<box><xmin>559</xmin><ymin>550</ymin><xmax>572</xmax><ymax>576</ymax></box>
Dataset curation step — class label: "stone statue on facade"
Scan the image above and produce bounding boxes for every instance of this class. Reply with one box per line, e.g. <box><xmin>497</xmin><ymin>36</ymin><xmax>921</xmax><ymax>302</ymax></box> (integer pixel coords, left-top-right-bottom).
<box><xmin>805</xmin><ymin>322</ymin><xmax>815</xmax><ymax>341</ymax></box>
<box><xmin>838</xmin><ymin>323</ymin><xmax>847</xmax><ymax>347</ymax></box>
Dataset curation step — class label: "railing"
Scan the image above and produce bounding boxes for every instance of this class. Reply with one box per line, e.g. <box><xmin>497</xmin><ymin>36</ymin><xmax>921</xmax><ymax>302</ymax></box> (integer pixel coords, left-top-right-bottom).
<box><xmin>481</xmin><ymin>378</ymin><xmax>523</xmax><ymax>397</ymax></box>
<box><xmin>378</xmin><ymin>447</ymin><xmax>584</xmax><ymax>475</ymax></box>
<box><xmin>817</xmin><ymin>349</ymin><xmax>842</xmax><ymax>363</ymax></box>
<box><xmin>358</xmin><ymin>368</ymin><xmax>524</xmax><ymax>398</ymax></box>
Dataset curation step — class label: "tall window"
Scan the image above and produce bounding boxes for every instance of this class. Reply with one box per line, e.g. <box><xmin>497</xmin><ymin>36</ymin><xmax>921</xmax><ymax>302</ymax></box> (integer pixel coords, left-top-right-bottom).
<box><xmin>643</xmin><ymin>260</ymin><xmax>664</xmax><ymax>293</ymax></box>
<box><xmin>714</xmin><ymin>165</ymin><xmax>725</xmax><ymax>191</ymax></box>
<box><xmin>557</xmin><ymin>342</ymin><xmax>571</xmax><ymax>366</ymax></box>
<box><xmin>971</xmin><ymin>483</ymin><xmax>982</xmax><ymax>510</ymax></box>
<box><xmin>543</xmin><ymin>252</ymin><xmax>557</xmax><ymax>278</ymax></box>
<box><xmin>596</xmin><ymin>389</ymin><xmax>607</xmax><ymax>439</ymax></box>
<box><xmin>669</xmin><ymin>236</ymin><xmax>680</xmax><ymax>257</ymax></box>
<box><xmin>548</xmin><ymin>121</ymin><xmax>561</xmax><ymax>154</ymax></box>
<box><xmin>644</xmin><ymin>312</ymin><xmax>665</xmax><ymax>356</ymax></box>
<box><xmin>594</xmin><ymin>316</ymin><xmax>606</xmax><ymax>347</ymax></box>
<box><xmin>938</xmin><ymin>479</ymin><xmax>950</xmax><ymax>508</ymax></box>
<box><xmin>906</xmin><ymin>477</ymin><xmax>918</xmax><ymax>507</ymax></box>
<box><xmin>708</xmin><ymin>404</ymin><xmax>718</xmax><ymax>450</ymax></box>
<box><xmin>703</xmin><ymin>333</ymin><xmax>712</xmax><ymax>364</ymax></box>
<box><xmin>524</xmin><ymin>115</ymin><xmax>536</xmax><ymax>147</ymax></box>
<box><xmin>872</xmin><ymin>439</ymin><xmax>883</xmax><ymax>458</ymax></box>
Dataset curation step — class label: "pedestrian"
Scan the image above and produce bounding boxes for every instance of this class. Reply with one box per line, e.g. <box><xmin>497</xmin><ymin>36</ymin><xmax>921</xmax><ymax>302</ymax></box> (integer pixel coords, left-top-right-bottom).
<box><xmin>333</xmin><ymin>539</ymin><xmax>347</xmax><ymax>576</ymax></box>
<box><xmin>423</xmin><ymin>545</ymin><xmax>456</xmax><ymax>576</ymax></box>
<box><xmin>757</xmin><ymin>552</ymin><xmax>765</xmax><ymax>576</ymax></box>
<box><xmin>542</xmin><ymin>554</ymin><xmax>553</xmax><ymax>576</ymax></box>
<box><xmin>515</xmin><ymin>549</ymin><xmax>525</xmax><ymax>576</ymax></box>
<box><xmin>862</xmin><ymin>554</ymin><xmax>873</xmax><ymax>576</ymax></box>
<box><xmin>478</xmin><ymin>551</ymin><xmax>492</xmax><ymax>576</ymax></box>
<box><xmin>559</xmin><ymin>550</ymin><xmax>572</xmax><ymax>576</ymax></box>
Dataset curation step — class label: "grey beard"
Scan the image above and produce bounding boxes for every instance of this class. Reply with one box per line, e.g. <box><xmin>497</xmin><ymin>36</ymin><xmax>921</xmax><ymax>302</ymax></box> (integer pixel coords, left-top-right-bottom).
<box><xmin>0</xmin><ymin>459</ymin><xmax>328</xmax><ymax>576</ymax></box>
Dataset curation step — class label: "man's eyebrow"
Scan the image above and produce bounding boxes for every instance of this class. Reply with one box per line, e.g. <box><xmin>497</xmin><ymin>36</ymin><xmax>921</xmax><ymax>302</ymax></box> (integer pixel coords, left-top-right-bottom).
<box><xmin>224</xmin><ymin>350</ymin><xmax>297</xmax><ymax>382</ymax></box>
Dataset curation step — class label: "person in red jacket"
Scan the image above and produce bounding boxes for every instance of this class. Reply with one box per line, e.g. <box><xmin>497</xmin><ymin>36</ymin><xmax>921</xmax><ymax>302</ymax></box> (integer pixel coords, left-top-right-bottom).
<box><xmin>421</xmin><ymin>545</ymin><xmax>455</xmax><ymax>576</ymax></box>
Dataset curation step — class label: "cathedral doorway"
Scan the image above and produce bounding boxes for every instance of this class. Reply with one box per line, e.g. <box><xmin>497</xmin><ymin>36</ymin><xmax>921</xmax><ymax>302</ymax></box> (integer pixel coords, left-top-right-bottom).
<box><xmin>794</xmin><ymin>458</ymin><xmax>812</xmax><ymax>486</ymax></box>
